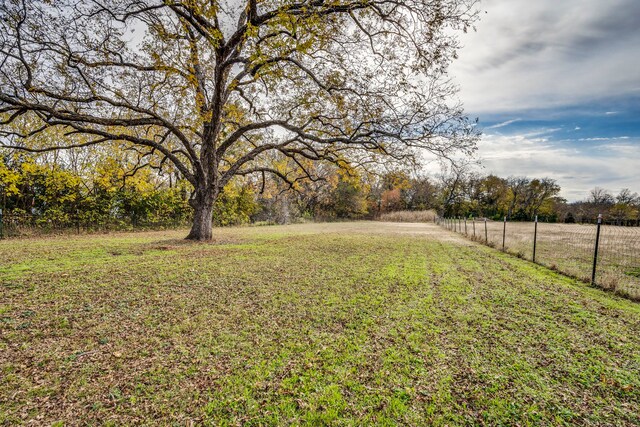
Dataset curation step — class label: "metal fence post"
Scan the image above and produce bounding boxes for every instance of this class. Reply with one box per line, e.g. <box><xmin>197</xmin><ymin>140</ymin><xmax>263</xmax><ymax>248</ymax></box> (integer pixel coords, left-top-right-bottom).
<box><xmin>533</xmin><ymin>215</ymin><xmax>538</xmax><ymax>263</ymax></box>
<box><xmin>591</xmin><ymin>214</ymin><xmax>603</xmax><ymax>286</ymax></box>
<box><xmin>502</xmin><ymin>216</ymin><xmax>507</xmax><ymax>251</ymax></box>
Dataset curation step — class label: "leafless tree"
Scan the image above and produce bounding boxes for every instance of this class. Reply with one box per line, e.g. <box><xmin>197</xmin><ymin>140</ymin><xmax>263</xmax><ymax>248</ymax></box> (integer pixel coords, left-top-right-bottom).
<box><xmin>588</xmin><ymin>187</ymin><xmax>615</xmax><ymax>206</ymax></box>
<box><xmin>616</xmin><ymin>188</ymin><xmax>640</xmax><ymax>206</ymax></box>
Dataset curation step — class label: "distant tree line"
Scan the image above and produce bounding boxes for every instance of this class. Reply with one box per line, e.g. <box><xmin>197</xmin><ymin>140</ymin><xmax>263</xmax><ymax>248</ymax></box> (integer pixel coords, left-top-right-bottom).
<box><xmin>431</xmin><ymin>165</ymin><xmax>639</xmax><ymax>224</ymax></box>
<box><xmin>557</xmin><ymin>187</ymin><xmax>640</xmax><ymax>225</ymax></box>
<box><xmin>1</xmin><ymin>150</ymin><xmax>638</xmax><ymax>229</ymax></box>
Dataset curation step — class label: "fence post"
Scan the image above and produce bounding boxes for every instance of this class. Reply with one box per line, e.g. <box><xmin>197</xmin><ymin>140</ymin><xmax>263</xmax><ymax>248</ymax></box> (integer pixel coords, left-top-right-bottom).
<box><xmin>0</xmin><ymin>208</ymin><xmax>3</xmax><ymax>239</ymax></box>
<box><xmin>464</xmin><ymin>217</ymin><xmax>468</xmax><ymax>235</ymax></box>
<box><xmin>532</xmin><ymin>215</ymin><xmax>538</xmax><ymax>263</ymax></box>
<box><xmin>76</xmin><ymin>209</ymin><xmax>80</xmax><ymax>235</ymax></box>
<box><xmin>591</xmin><ymin>214</ymin><xmax>603</xmax><ymax>286</ymax></box>
<box><xmin>472</xmin><ymin>217</ymin><xmax>476</xmax><ymax>237</ymax></box>
<box><xmin>484</xmin><ymin>218</ymin><xmax>488</xmax><ymax>243</ymax></box>
<box><xmin>502</xmin><ymin>216</ymin><xmax>507</xmax><ymax>251</ymax></box>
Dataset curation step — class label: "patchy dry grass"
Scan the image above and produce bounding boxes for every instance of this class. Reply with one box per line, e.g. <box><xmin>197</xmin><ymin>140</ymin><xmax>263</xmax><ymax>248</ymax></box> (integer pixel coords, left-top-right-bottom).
<box><xmin>1</xmin><ymin>222</ymin><xmax>639</xmax><ymax>426</ymax></box>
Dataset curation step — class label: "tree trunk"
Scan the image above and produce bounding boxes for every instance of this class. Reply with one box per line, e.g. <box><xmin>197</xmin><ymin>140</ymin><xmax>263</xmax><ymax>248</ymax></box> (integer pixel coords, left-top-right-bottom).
<box><xmin>186</xmin><ymin>196</ymin><xmax>215</xmax><ymax>241</ymax></box>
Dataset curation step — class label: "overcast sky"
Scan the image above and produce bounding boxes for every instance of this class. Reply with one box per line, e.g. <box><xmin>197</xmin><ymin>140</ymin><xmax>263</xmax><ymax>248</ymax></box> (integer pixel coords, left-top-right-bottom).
<box><xmin>449</xmin><ymin>0</ymin><xmax>640</xmax><ymax>201</ymax></box>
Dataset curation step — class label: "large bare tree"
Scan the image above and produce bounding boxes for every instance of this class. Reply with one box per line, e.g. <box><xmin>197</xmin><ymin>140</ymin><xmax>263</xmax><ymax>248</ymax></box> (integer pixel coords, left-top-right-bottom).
<box><xmin>1</xmin><ymin>0</ymin><xmax>479</xmax><ymax>240</ymax></box>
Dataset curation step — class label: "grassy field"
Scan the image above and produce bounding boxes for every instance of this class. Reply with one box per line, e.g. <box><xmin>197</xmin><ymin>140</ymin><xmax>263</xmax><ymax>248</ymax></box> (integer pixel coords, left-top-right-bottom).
<box><xmin>445</xmin><ymin>219</ymin><xmax>640</xmax><ymax>300</ymax></box>
<box><xmin>1</xmin><ymin>222</ymin><xmax>640</xmax><ymax>426</ymax></box>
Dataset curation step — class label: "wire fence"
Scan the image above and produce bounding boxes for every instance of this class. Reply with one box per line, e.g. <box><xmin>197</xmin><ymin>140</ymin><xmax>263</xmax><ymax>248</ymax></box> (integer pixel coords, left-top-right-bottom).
<box><xmin>0</xmin><ymin>211</ymin><xmax>190</xmax><ymax>239</ymax></box>
<box><xmin>437</xmin><ymin>216</ymin><xmax>640</xmax><ymax>301</ymax></box>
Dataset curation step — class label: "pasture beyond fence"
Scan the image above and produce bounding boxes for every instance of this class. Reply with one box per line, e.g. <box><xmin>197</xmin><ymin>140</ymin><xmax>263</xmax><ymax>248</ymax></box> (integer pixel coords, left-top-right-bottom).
<box><xmin>437</xmin><ymin>216</ymin><xmax>640</xmax><ymax>300</ymax></box>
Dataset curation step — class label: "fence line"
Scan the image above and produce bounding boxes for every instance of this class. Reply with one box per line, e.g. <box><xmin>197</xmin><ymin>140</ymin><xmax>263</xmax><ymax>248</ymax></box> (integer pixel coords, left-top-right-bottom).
<box><xmin>437</xmin><ymin>215</ymin><xmax>640</xmax><ymax>301</ymax></box>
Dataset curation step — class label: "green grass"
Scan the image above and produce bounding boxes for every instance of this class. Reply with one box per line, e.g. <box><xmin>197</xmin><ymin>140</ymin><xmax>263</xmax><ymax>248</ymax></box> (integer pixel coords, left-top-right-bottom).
<box><xmin>1</xmin><ymin>222</ymin><xmax>639</xmax><ymax>426</ymax></box>
<box><xmin>627</xmin><ymin>268</ymin><xmax>640</xmax><ymax>278</ymax></box>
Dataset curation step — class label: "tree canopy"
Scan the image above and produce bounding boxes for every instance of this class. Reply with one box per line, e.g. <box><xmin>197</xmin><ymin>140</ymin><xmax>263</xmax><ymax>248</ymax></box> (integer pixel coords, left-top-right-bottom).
<box><xmin>1</xmin><ymin>0</ymin><xmax>479</xmax><ymax>239</ymax></box>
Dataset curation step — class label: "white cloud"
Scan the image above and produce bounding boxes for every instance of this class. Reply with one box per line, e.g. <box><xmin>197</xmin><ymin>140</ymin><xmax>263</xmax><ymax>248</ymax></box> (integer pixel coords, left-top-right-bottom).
<box><xmin>476</xmin><ymin>133</ymin><xmax>640</xmax><ymax>200</ymax></box>
<box><xmin>486</xmin><ymin>118</ymin><xmax>521</xmax><ymax>129</ymax></box>
<box><xmin>450</xmin><ymin>0</ymin><xmax>640</xmax><ymax>114</ymax></box>
<box><xmin>577</xmin><ymin>136</ymin><xmax>630</xmax><ymax>141</ymax></box>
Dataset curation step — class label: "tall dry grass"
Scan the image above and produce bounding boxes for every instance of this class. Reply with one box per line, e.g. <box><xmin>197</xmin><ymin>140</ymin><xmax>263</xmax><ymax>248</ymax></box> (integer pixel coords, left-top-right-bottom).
<box><xmin>378</xmin><ymin>210</ymin><xmax>437</xmax><ymax>223</ymax></box>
